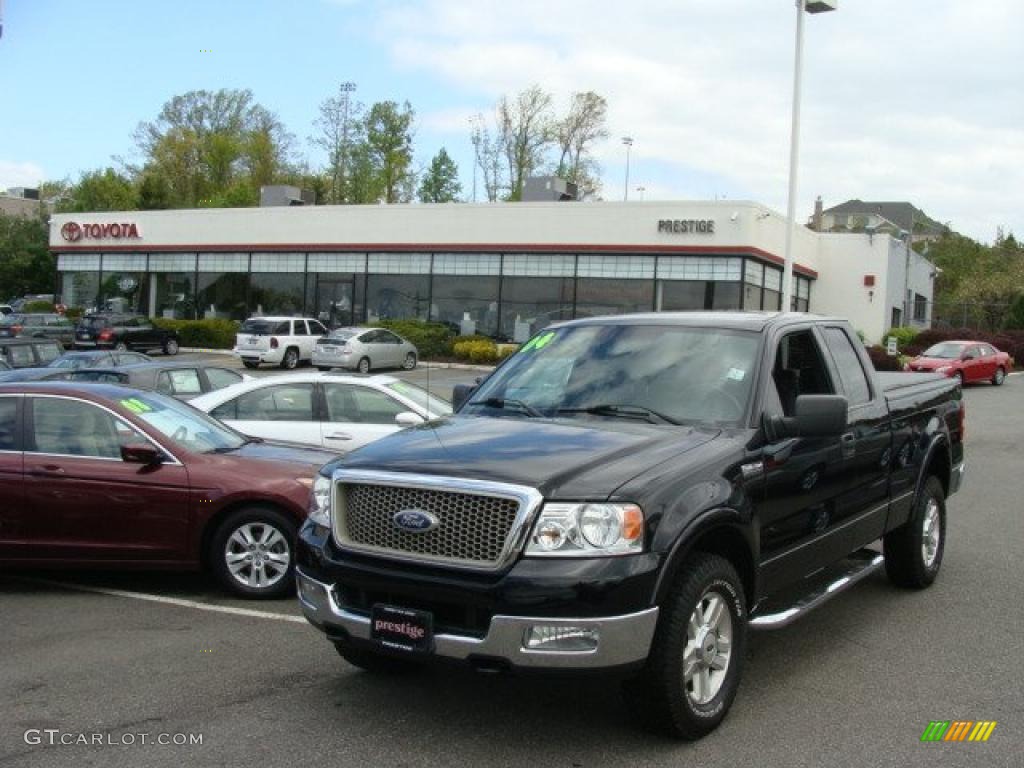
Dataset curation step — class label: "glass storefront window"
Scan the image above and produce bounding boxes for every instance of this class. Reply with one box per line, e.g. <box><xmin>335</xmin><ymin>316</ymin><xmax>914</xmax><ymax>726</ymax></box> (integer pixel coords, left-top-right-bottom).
<box><xmin>154</xmin><ymin>272</ymin><xmax>196</xmax><ymax>319</ymax></box>
<box><xmin>366</xmin><ymin>274</ymin><xmax>430</xmax><ymax>323</ymax></box>
<box><xmin>100</xmin><ymin>272</ymin><xmax>149</xmax><ymax>315</ymax></box>
<box><xmin>659</xmin><ymin>281</ymin><xmax>708</xmax><ymax>311</ymax></box>
<box><xmin>250</xmin><ymin>273</ymin><xmax>306</xmax><ymax>316</ymax></box>
<box><xmin>431</xmin><ymin>275</ymin><xmax>500</xmax><ymax>337</ymax></box>
<box><xmin>197</xmin><ymin>273</ymin><xmax>248</xmax><ymax>320</ymax></box>
<box><xmin>711</xmin><ymin>282</ymin><xmax>741</xmax><ymax>310</ymax></box>
<box><xmin>575</xmin><ymin>278</ymin><xmax>654</xmax><ymax>319</ymax></box>
<box><xmin>60</xmin><ymin>272</ymin><xmax>100</xmax><ymax>313</ymax></box>
<box><xmin>499</xmin><ymin>276</ymin><xmax>574</xmax><ymax>342</ymax></box>
<box><xmin>309</xmin><ymin>273</ymin><xmax>363</xmax><ymax>329</ymax></box>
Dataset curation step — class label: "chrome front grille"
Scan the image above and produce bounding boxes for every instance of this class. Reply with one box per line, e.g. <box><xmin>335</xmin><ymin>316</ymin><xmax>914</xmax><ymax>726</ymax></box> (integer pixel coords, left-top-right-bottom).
<box><xmin>331</xmin><ymin>470</ymin><xmax>543</xmax><ymax>571</ymax></box>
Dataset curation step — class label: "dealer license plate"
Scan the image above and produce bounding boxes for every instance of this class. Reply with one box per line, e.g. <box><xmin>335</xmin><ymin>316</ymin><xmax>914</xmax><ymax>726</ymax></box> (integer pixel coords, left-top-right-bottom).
<box><xmin>370</xmin><ymin>604</ymin><xmax>434</xmax><ymax>653</ymax></box>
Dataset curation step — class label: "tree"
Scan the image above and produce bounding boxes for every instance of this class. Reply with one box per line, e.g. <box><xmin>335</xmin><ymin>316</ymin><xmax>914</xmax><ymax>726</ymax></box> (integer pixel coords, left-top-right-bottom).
<box><xmin>418</xmin><ymin>148</ymin><xmax>462</xmax><ymax>203</ymax></box>
<box><xmin>470</xmin><ymin>114</ymin><xmax>505</xmax><ymax>202</ymax></box>
<box><xmin>133</xmin><ymin>89</ymin><xmax>294</xmax><ymax>207</ymax></box>
<box><xmin>137</xmin><ymin>171</ymin><xmax>173</xmax><ymax>210</ymax></box>
<box><xmin>58</xmin><ymin>168</ymin><xmax>137</xmax><ymax>212</ymax></box>
<box><xmin>310</xmin><ymin>82</ymin><xmax>363</xmax><ymax>203</ymax></box>
<box><xmin>498</xmin><ymin>86</ymin><xmax>554</xmax><ymax>201</ymax></box>
<box><xmin>553</xmin><ymin>91</ymin><xmax>609</xmax><ymax>191</ymax></box>
<box><xmin>364</xmin><ymin>101</ymin><xmax>416</xmax><ymax>203</ymax></box>
<box><xmin>0</xmin><ymin>211</ymin><xmax>54</xmax><ymax>298</ymax></box>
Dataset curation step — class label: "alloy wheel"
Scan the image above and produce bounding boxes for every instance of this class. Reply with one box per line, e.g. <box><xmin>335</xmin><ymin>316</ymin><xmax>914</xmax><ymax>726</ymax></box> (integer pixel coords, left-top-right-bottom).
<box><xmin>683</xmin><ymin>588</ymin><xmax>734</xmax><ymax>705</ymax></box>
<box><xmin>223</xmin><ymin>522</ymin><xmax>291</xmax><ymax>590</ymax></box>
<box><xmin>921</xmin><ymin>498</ymin><xmax>941</xmax><ymax>568</ymax></box>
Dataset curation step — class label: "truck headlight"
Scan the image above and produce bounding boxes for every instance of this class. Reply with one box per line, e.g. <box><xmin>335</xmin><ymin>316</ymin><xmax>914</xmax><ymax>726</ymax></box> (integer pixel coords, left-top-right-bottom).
<box><xmin>525</xmin><ymin>502</ymin><xmax>643</xmax><ymax>556</ymax></box>
<box><xmin>308</xmin><ymin>474</ymin><xmax>332</xmax><ymax>527</ymax></box>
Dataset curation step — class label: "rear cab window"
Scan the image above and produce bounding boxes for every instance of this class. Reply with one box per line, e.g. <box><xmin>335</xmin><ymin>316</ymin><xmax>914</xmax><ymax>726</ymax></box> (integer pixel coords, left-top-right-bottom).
<box><xmin>821</xmin><ymin>326</ymin><xmax>872</xmax><ymax>406</ymax></box>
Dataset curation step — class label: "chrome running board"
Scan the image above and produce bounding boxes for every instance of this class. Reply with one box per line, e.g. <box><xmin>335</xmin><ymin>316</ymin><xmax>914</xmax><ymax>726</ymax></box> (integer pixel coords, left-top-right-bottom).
<box><xmin>749</xmin><ymin>549</ymin><xmax>885</xmax><ymax>630</ymax></box>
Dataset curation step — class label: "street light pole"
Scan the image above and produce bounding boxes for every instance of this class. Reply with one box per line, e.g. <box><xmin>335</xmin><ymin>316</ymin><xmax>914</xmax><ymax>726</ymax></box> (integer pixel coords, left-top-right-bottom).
<box><xmin>622</xmin><ymin>137</ymin><xmax>634</xmax><ymax>201</ymax></box>
<box><xmin>781</xmin><ymin>0</ymin><xmax>836</xmax><ymax>312</ymax></box>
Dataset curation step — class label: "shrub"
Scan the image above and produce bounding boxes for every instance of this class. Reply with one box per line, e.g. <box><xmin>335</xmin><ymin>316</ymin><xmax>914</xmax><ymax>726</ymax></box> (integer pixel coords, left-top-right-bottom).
<box><xmin>453</xmin><ymin>339</ymin><xmax>496</xmax><ymax>363</ymax></box>
<box><xmin>372</xmin><ymin>320</ymin><xmax>455</xmax><ymax>358</ymax></box>
<box><xmin>23</xmin><ymin>300</ymin><xmax>55</xmax><ymax>313</ymax></box>
<box><xmin>64</xmin><ymin>307</ymin><xmax>84</xmax><ymax>322</ymax></box>
<box><xmin>152</xmin><ymin>318</ymin><xmax>239</xmax><ymax>349</ymax></box>
<box><xmin>882</xmin><ymin>326</ymin><xmax>920</xmax><ymax>351</ymax></box>
<box><xmin>866</xmin><ymin>345</ymin><xmax>903</xmax><ymax>371</ymax></box>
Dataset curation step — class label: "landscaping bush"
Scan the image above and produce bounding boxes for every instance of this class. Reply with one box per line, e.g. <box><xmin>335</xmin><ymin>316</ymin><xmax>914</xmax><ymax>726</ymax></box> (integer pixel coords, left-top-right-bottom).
<box><xmin>373</xmin><ymin>319</ymin><xmax>455</xmax><ymax>358</ymax></box>
<box><xmin>152</xmin><ymin>318</ymin><xmax>239</xmax><ymax>349</ymax></box>
<box><xmin>453</xmin><ymin>339</ymin><xmax>498</xmax><ymax>363</ymax></box>
<box><xmin>882</xmin><ymin>326</ymin><xmax>920</xmax><ymax>351</ymax></box>
<box><xmin>23</xmin><ymin>300</ymin><xmax>55</xmax><ymax>313</ymax></box>
<box><xmin>866</xmin><ymin>345</ymin><xmax>903</xmax><ymax>371</ymax></box>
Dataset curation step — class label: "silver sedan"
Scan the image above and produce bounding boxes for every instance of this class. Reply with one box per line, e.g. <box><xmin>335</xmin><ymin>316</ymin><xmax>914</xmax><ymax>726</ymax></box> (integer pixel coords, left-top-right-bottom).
<box><xmin>312</xmin><ymin>327</ymin><xmax>418</xmax><ymax>373</ymax></box>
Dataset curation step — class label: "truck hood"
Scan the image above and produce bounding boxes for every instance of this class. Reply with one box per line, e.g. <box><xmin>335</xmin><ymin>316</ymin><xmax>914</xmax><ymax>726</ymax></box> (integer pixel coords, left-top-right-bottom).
<box><xmin>333</xmin><ymin>415</ymin><xmax>720</xmax><ymax>499</ymax></box>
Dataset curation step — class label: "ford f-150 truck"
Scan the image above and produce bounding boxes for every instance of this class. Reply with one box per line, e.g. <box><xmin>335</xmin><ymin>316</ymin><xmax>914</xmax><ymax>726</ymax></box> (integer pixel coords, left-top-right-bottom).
<box><xmin>296</xmin><ymin>312</ymin><xmax>965</xmax><ymax>739</ymax></box>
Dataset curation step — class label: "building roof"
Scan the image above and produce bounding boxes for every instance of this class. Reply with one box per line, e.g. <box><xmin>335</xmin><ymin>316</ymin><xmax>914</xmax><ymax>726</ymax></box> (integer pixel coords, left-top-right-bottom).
<box><xmin>821</xmin><ymin>199</ymin><xmax>946</xmax><ymax>236</ymax></box>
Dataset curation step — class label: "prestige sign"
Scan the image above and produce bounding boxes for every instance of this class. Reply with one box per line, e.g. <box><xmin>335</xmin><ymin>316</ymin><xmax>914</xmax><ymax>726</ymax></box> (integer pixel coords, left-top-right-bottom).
<box><xmin>60</xmin><ymin>221</ymin><xmax>141</xmax><ymax>242</ymax></box>
<box><xmin>657</xmin><ymin>219</ymin><xmax>715</xmax><ymax>234</ymax></box>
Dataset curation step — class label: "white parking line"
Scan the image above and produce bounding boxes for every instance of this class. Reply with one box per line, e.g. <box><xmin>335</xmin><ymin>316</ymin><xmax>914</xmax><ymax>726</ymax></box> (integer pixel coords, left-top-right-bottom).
<box><xmin>16</xmin><ymin>577</ymin><xmax>307</xmax><ymax>624</ymax></box>
<box><xmin>1008</xmin><ymin>371</ymin><xmax>1022</xmax><ymax>376</ymax></box>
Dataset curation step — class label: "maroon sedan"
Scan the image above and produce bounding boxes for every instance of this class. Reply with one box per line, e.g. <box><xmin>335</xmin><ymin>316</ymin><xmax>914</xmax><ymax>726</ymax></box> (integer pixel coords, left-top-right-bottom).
<box><xmin>905</xmin><ymin>340</ymin><xmax>1013</xmax><ymax>385</ymax></box>
<box><xmin>0</xmin><ymin>382</ymin><xmax>338</xmax><ymax>598</ymax></box>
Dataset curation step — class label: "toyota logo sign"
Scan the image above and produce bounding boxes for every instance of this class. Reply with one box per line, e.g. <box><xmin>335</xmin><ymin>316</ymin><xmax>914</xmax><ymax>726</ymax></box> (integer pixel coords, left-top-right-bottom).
<box><xmin>60</xmin><ymin>222</ymin><xmax>83</xmax><ymax>242</ymax></box>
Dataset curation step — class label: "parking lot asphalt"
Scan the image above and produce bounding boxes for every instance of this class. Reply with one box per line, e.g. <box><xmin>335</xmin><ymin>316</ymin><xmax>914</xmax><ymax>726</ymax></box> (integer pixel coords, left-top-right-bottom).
<box><xmin>1</xmin><ymin>374</ymin><xmax>1021</xmax><ymax>767</ymax></box>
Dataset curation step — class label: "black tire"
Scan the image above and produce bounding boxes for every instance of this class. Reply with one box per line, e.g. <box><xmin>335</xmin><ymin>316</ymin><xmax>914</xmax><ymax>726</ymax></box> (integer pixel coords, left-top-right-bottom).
<box><xmin>334</xmin><ymin>641</ymin><xmax>423</xmax><ymax>674</ymax></box>
<box><xmin>209</xmin><ymin>507</ymin><xmax>297</xmax><ymax>599</ymax></box>
<box><xmin>884</xmin><ymin>476</ymin><xmax>946</xmax><ymax>589</ymax></box>
<box><xmin>317</xmin><ymin>366</ymin><xmax>331</xmax><ymax>372</ymax></box>
<box><xmin>280</xmin><ymin>347</ymin><xmax>300</xmax><ymax>370</ymax></box>
<box><xmin>163</xmin><ymin>338</ymin><xmax>179</xmax><ymax>356</ymax></box>
<box><xmin>992</xmin><ymin>366</ymin><xmax>1006</xmax><ymax>386</ymax></box>
<box><xmin>623</xmin><ymin>553</ymin><xmax>746</xmax><ymax>740</ymax></box>
<box><xmin>242</xmin><ymin>360</ymin><xmax>260</xmax><ymax>370</ymax></box>
<box><xmin>357</xmin><ymin>356</ymin><xmax>371</xmax><ymax>374</ymax></box>
<box><xmin>402</xmin><ymin>352</ymin><xmax>417</xmax><ymax>370</ymax></box>
<box><xmin>114</xmin><ymin>341</ymin><xmax>128</xmax><ymax>352</ymax></box>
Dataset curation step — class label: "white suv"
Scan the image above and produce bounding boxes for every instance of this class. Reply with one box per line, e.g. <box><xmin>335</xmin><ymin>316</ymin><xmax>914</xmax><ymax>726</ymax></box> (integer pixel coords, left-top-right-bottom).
<box><xmin>234</xmin><ymin>317</ymin><xmax>328</xmax><ymax>370</ymax></box>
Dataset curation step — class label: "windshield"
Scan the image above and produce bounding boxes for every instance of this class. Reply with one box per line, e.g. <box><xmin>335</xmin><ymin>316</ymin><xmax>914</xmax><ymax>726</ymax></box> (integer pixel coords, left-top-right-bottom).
<box><xmin>49</xmin><ymin>354</ymin><xmax>99</xmax><ymax>369</ymax></box>
<box><xmin>466</xmin><ymin>324</ymin><xmax>759</xmax><ymax>425</ymax></box>
<box><xmin>80</xmin><ymin>316</ymin><xmax>110</xmax><ymax>330</ymax></box>
<box><xmin>118</xmin><ymin>391</ymin><xmax>247</xmax><ymax>453</ymax></box>
<box><xmin>922</xmin><ymin>342</ymin><xmax>966</xmax><ymax>359</ymax></box>
<box><xmin>385</xmin><ymin>380</ymin><xmax>453</xmax><ymax>416</ymax></box>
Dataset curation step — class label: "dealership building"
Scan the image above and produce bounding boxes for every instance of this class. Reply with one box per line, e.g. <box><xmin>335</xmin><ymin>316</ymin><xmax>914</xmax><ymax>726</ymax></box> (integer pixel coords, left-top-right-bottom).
<box><xmin>49</xmin><ymin>200</ymin><xmax>936</xmax><ymax>343</ymax></box>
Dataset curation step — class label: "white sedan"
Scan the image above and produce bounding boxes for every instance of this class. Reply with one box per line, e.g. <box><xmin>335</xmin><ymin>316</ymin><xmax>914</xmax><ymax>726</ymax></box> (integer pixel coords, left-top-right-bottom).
<box><xmin>189</xmin><ymin>372</ymin><xmax>452</xmax><ymax>451</ymax></box>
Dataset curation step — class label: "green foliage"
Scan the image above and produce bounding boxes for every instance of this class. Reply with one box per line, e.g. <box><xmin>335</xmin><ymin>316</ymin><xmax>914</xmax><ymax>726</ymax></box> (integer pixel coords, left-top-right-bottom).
<box><xmin>137</xmin><ymin>171</ymin><xmax>173</xmax><ymax>210</ymax></box>
<box><xmin>1005</xmin><ymin>294</ymin><xmax>1024</xmax><ymax>331</ymax></box>
<box><xmin>57</xmin><ymin>168</ymin><xmax>137</xmax><ymax>213</ymax></box>
<box><xmin>418</xmin><ymin>148</ymin><xmax>462</xmax><ymax>203</ymax></box>
<box><xmin>370</xmin><ymin>319</ymin><xmax>454</xmax><ymax>358</ymax></box>
<box><xmin>866</xmin><ymin>345</ymin><xmax>903</xmax><ymax>371</ymax></box>
<box><xmin>22</xmin><ymin>300</ymin><xmax>55</xmax><ymax>313</ymax></box>
<box><xmin>929</xmin><ymin>230</ymin><xmax>1024</xmax><ymax>330</ymax></box>
<box><xmin>0</xmin><ymin>211</ymin><xmax>54</xmax><ymax>299</ymax></box>
<box><xmin>152</xmin><ymin>318</ymin><xmax>239</xmax><ymax>349</ymax></box>
<box><xmin>364</xmin><ymin>100</ymin><xmax>415</xmax><ymax>203</ymax></box>
<box><xmin>883</xmin><ymin>326</ymin><xmax>920</xmax><ymax>350</ymax></box>
<box><xmin>65</xmin><ymin>307</ymin><xmax>84</xmax><ymax>322</ymax></box>
<box><xmin>453</xmin><ymin>339</ymin><xmax>499</xmax><ymax>363</ymax></box>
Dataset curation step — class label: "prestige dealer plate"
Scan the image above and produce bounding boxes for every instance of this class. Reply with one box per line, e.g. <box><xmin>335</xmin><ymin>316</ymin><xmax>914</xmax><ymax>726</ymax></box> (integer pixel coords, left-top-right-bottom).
<box><xmin>370</xmin><ymin>604</ymin><xmax>433</xmax><ymax>653</ymax></box>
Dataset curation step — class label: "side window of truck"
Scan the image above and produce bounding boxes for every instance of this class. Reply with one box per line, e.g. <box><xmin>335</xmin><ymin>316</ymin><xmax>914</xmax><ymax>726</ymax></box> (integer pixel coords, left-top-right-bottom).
<box><xmin>821</xmin><ymin>327</ymin><xmax>872</xmax><ymax>406</ymax></box>
<box><xmin>770</xmin><ymin>330</ymin><xmax>834</xmax><ymax>417</ymax></box>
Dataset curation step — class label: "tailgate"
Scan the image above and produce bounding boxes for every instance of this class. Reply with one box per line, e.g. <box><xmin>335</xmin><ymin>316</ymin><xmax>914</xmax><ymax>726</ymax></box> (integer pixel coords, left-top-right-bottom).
<box><xmin>236</xmin><ymin>333</ymin><xmax>271</xmax><ymax>352</ymax></box>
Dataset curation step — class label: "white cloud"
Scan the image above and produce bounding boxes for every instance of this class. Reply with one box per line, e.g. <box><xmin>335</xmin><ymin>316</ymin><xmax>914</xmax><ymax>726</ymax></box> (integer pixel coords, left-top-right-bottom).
<box><xmin>0</xmin><ymin>160</ymin><xmax>47</xmax><ymax>192</ymax></box>
<box><xmin>373</xmin><ymin>0</ymin><xmax>1024</xmax><ymax>241</ymax></box>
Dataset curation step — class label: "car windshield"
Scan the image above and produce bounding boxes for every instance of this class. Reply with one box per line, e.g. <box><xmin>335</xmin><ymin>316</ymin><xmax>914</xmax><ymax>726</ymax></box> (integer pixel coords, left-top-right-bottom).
<box><xmin>466</xmin><ymin>324</ymin><xmax>760</xmax><ymax>425</ymax></box>
<box><xmin>119</xmin><ymin>391</ymin><xmax>247</xmax><ymax>453</ymax></box>
<box><xmin>922</xmin><ymin>343</ymin><xmax>966</xmax><ymax>359</ymax></box>
<box><xmin>80</xmin><ymin>316</ymin><xmax>110</xmax><ymax>330</ymax></box>
<box><xmin>49</xmin><ymin>355</ymin><xmax>99</xmax><ymax>369</ymax></box>
<box><xmin>385</xmin><ymin>380</ymin><xmax>453</xmax><ymax>416</ymax></box>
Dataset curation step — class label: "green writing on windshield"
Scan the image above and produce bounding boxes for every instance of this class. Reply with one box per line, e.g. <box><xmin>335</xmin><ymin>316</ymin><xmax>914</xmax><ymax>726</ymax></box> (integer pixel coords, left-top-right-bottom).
<box><xmin>120</xmin><ymin>398</ymin><xmax>152</xmax><ymax>414</ymax></box>
<box><xmin>520</xmin><ymin>331</ymin><xmax>556</xmax><ymax>353</ymax></box>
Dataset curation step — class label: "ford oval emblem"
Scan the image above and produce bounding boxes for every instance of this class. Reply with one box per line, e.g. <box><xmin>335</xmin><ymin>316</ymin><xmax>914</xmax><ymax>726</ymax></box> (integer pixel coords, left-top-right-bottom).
<box><xmin>393</xmin><ymin>509</ymin><xmax>439</xmax><ymax>533</ymax></box>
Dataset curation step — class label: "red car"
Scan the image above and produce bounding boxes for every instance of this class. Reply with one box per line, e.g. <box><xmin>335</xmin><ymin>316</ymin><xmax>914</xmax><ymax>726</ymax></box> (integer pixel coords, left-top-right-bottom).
<box><xmin>905</xmin><ymin>340</ymin><xmax>1012</xmax><ymax>385</ymax></box>
<box><xmin>0</xmin><ymin>382</ymin><xmax>337</xmax><ymax>598</ymax></box>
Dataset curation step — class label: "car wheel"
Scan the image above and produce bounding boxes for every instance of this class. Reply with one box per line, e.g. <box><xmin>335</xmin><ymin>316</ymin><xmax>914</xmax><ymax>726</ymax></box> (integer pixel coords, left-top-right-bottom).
<box><xmin>622</xmin><ymin>552</ymin><xmax>746</xmax><ymax>740</ymax></box>
<box><xmin>316</xmin><ymin>366</ymin><xmax>331</xmax><ymax>372</ymax></box>
<box><xmin>334</xmin><ymin>641</ymin><xmax>423</xmax><ymax>674</ymax></box>
<box><xmin>210</xmin><ymin>507</ymin><xmax>296</xmax><ymax>599</ymax></box>
<box><xmin>114</xmin><ymin>341</ymin><xmax>128</xmax><ymax>352</ymax></box>
<box><xmin>357</xmin><ymin>356</ymin><xmax>371</xmax><ymax>374</ymax></box>
<box><xmin>163</xmin><ymin>338</ymin><xmax>179</xmax><ymax>356</ymax></box>
<box><xmin>242</xmin><ymin>361</ymin><xmax>260</xmax><ymax>370</ymax></box>
<box><xmin>402</xmin><ymin>352</ymin><xmax>417</xmax><ymax>370</ymax></box>
<box><xmin>280</xmin><ymin>347</ymin><xmax>299</xmax><ymax>370</ymax></box>
<box><xmin>883</xmin><ymin>476</ymin><xmax>946</xmax><ymax>589</ymax></box>
<box><xmin>992</xmin><ymin>366</ymin><xmax>1006</xmax><ymax>386</ymax></box>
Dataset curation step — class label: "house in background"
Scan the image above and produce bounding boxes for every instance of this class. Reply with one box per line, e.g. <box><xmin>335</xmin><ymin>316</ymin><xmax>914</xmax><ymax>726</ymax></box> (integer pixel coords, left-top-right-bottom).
<box><xmin>809</xmin><ymin>197</ymin><xmax>948</xmax><ymax>245</ymax></box>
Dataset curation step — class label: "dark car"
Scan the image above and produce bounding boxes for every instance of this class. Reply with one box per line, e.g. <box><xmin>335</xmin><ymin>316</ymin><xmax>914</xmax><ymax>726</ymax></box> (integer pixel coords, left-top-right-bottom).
<box><xmin>0</xmin><ymin>338</ymin><xmax>65</xmax><ymax>369</ymax></box>
<box><xmin>48</xmin><ymin>349</ymin><xmax>152</xmax><ymax>370</ymax></box>
<box><xmin>0</xmin><ymin>382</ymin><xmax>339</xmax><ymax>598</ymax></box>
<box><xmin>73</xmin><ymin>314</ymin><xmax>180</xmax><ymax>355</ymax></box>
<box><xmin>0</xmin><ymin>313</ymin><xmax>76</xmax><ymax>348</ymax></box>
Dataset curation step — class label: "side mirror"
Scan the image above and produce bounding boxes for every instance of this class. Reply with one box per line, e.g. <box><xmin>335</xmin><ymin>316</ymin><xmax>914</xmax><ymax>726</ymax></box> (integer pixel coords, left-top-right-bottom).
<box><xmin>395</xmin><ymin>411</ymin><xmax>425</xmax><ymax>427</ymax></box>
<box><xmin>452</xmin><ymin>383</ymin><xmax>477</xmax><ymax>411</ymax></box>
<box><xmin>766</xmin><ymin>395</ymin><xmax>848</xmax><ymax>440</ymax></box>
<box><xmin>121</xmin><ymin>443</ymin><xmax>163</xmax><ymax>465</ymax></box>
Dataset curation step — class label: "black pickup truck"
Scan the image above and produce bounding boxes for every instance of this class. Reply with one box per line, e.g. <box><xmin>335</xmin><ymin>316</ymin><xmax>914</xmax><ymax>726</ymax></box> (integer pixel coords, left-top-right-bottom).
<box><xmin>296</xmin><ymin>312</ymin><xmax>965</xmax><ymax>739</ymax></box>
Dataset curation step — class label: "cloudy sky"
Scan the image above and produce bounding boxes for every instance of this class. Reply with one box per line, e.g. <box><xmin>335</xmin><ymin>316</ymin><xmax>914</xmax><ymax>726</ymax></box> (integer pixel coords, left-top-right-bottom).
<box><xmin>1</xmin><ymin>0</ymin><xmax>1020</xmax><ymax>242</ymax></box>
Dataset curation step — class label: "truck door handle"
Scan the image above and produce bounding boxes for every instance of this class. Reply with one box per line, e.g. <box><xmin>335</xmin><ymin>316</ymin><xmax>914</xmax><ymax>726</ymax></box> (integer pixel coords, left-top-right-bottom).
<box><xmin>840</xmin><ymin>432</ymin><xmax>856</xmax><ymax>458</ymax></box>
<box><xmin>30</xmin><ymin>464</ymin><xmax>65</xmax><ymax>476</ymax></box>
<box><xmin>325</xmin><ymin>432</ymin><xmax>353</xmax><ymax>441</ymax></box>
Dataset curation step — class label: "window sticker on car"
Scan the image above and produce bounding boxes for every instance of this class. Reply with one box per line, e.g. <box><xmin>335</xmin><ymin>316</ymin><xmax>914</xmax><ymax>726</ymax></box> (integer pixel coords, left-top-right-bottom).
<box><xmin>120</xmin><ymin>397</ymin><xmax>153</xmax><ymax>414</ymax></box>
<box><xmin>520</xmin><ymin>330</ymin><xmax>556</xmax><ymax>353</ymax></box>
<box><xmin>726</xmin><ymin>367</ymin><xmax>746</xmax><ymax>381</ymax></box>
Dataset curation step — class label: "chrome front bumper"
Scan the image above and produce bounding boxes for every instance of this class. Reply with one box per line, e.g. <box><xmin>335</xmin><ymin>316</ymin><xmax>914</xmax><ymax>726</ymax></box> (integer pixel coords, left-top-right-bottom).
<box><xmin>296</xmin><ymin>568</ymin><xmax>658</xmax><ymax>670</ymax></box>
